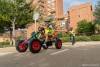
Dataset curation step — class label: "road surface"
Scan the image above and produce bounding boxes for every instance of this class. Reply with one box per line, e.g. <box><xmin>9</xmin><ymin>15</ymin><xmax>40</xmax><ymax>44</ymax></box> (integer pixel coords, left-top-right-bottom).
<box><xmin>0</xmin><ymin>42</ymin><xmax>100</xmax><ymax>67</ymax></box>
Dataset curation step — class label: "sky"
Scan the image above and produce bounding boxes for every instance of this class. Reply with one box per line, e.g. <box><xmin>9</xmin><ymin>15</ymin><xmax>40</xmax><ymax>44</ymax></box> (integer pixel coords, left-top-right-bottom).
<box><xmin>63</xmin><ymin>0</ymin><xmax>97</xmax><ymax>13</ymax></box>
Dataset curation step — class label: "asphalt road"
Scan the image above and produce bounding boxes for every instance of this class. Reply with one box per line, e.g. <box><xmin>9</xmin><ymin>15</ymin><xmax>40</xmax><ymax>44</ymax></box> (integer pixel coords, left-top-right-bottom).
<box><xmin>0</xmin><ymin>43</ymin><xmax>100</xmax><ymax>67</ymax></box>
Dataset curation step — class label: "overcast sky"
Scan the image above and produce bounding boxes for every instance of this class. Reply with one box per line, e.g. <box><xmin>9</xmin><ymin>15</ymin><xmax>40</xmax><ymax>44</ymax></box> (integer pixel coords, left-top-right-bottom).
<box><xmin>63</xmin><ymin>0</ymin><xmax>97</xmax><ymax>13</ymax></box>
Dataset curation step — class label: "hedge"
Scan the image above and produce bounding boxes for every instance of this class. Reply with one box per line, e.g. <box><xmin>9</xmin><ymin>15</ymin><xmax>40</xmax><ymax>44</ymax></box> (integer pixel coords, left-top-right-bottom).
<box><xmin>76</xmin><ymin>36</ymin><xmax>91</xmax><ymax>41</ymax></box>
<box><xmin>0</xmin><ymin>41</ymin><xmax>11</xmax><ymax>48</ymax></box>
<box><xmin>61</xmin><ymin>35</ymin><xmax>100</xmax><ymax>42</ymax></box>
<box><xmin>90</xmin><ymin>35</ymin><xmax>100</xmax><ymax>41</ymax></box>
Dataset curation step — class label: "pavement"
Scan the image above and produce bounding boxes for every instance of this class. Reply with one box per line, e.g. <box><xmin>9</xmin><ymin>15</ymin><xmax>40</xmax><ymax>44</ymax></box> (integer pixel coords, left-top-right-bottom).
<box><xmin>0</xmin><ymin>47</ymin><xmax>16</xmax><ymax>56</ymax></box>
<box><xmin>0</xmin><ymin>41</ymin><xmax>100</xmax><ymax>67</ymax></box>
<box><xmin>63</xmin><ymin>41</ymin><xmax>100</xmax><ymax>47</ymax></box>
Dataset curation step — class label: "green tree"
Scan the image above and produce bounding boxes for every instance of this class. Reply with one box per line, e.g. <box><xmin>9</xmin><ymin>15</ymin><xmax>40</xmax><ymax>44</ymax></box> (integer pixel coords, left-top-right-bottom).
<box><xmin>94</xmin><ymin>0</ymin><xmax>100</xmax><ymax>33</ymax></box>
<box><xmin>0</xmin><ymin>0</ymin><xmax>33</xmax><ymax>33</ymax></box>
<box><xmin>0</xmin><ymin>0</ymin><xmax>34</xmax><ymax>45</ymax></box>
<box><xmin>95</xmin><ymin>0</ymin><xmax>100</xmax><ymax>24</ymax></box>
<box><xmin>77</xmin><ymin>20</ymin><xmax>95</xmax><ymax>35</ymax></box>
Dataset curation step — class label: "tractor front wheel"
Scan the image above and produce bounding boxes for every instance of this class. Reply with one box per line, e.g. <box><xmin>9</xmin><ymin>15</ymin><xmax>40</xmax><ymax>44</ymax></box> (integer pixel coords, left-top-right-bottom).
<box><xmin>29</xmin><ymin>40</ymin><xmax>41</xmax><ymax>53</ymax></box>
<box><xmin>16</xmin><ymin>40</ymin><xmax>28</xmax><ymax>52</ymax></box>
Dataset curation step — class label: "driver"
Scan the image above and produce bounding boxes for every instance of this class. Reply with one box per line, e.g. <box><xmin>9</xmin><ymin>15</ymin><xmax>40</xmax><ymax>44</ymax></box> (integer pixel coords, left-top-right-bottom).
<box><xmin>43</xmin><ymin>24</ymin><xmax>54</xmax><ymax>46</ymax></box>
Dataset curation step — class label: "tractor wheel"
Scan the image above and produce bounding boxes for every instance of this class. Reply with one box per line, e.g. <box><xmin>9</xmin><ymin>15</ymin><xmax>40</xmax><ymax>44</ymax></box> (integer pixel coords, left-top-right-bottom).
<box><xmin>55</xmin><ymin>39</ymin><xmax>62</xmax><ymax>49</ymax></box>
<box><xmin>16</xmin><ymin>40</ymin><xmax>28</xmax><ymax>52</ymax></box>
<box><xmin>29</xmin><ymin>40</ymin><xmax>41</xmax><ymax>53</ymax></box>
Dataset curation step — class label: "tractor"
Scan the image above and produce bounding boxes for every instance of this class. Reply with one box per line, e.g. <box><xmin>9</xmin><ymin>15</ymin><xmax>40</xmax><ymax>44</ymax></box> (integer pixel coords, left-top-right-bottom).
<box><xmin>16</xmin><ymin>25</ymin><xmax>62</xmax><ymax>53</ymax></box>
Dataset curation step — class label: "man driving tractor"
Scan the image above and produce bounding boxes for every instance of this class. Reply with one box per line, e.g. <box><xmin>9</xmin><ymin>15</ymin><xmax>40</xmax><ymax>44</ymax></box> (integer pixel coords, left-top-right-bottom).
<box><xmin>42</xmin><ymin>23</ymin><xmax>55</xmax><ymax>47</ymax></box>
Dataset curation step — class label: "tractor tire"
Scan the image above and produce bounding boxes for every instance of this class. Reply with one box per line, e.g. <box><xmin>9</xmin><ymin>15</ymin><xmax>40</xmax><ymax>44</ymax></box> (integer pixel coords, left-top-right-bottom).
<box><xmin>16</xmin><ymin>40</ymin><xmax>28</xmax><ymax>52</ymax></box>
<box><xmin>29</xmin><ymin>39</ymin><xmax>41</xmax><ymax>53</ymax></box>
<box><xmin>55</xmin><ymin>39</ymin><xmax>62</xmax><ymax>49</ymax></box>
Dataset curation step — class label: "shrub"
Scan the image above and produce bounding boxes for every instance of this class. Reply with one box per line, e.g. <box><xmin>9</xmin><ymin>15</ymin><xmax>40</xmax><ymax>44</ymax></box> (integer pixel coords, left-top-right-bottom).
<box><xmin>62</xmin><ymin>33</ymin><xmax>69</xmax><ymax>37</ymax></box>
<box><xmin>90</xmin><ymin>35</ymin><xmax>100</xmax><ymax>41</ymax></box>
<box><xmin>76</xmin><ymin>36</ymin><xmax>91</xmax><ymax>41</ymax></box>
<box><xmin>61</xmin><ymin>35</ymin><xmax>91</xmax><ymax>42</ymax></box>
<box><xmin>77</xmin><ymin>20</ymin><xmax>95</xmax><ymax>35</ymax></box>
<box><xmin>61</xmin><ymin>37</ymin><xmax>70</xmax><ymax>42</ymax></box>
<box><xmin>0</xmin><ymin>41</ymin><xmax>11</xmax><ymax>48</ymax></box>
<box><xmin>61</xmin><ymin>35</ymin><xmax>100</xmax><ymax>43</ymax></box>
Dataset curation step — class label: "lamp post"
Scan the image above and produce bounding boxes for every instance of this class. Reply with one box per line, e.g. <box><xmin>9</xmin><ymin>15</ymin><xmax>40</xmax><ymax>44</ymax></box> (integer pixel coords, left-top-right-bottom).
<box><xmin>33</xmin><ymin>11</ymin><xmax>39</xmax><ymax>32</ymax></box>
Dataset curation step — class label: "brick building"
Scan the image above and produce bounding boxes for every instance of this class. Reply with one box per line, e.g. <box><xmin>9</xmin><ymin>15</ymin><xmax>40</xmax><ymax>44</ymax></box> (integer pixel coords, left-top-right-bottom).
<box><xmin>30</xmin><ymin>0</ymin><xmax>64</xmax><ymax>22</ymax></box>
<box><xmin>66</xmin><ymin>3</ymin><xmax>93</xmax><ymax>30</ymax></box>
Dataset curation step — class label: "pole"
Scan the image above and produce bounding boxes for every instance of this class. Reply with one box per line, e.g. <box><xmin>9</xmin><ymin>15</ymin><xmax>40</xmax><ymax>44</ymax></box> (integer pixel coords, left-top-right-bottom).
<box><xmin>35</xmin><ymin>19</ymin><xmax>37</xmax><ymax>32</ymax></box>
<box><xmin>33</xmin><ymin>12</ymin><xmax>39</xmax><ymax>32</ymax></box>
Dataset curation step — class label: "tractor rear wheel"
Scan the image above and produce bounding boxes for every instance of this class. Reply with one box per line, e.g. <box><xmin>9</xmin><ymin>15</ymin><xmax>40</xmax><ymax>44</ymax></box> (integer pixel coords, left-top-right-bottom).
<box><xmin>55</xmin><ymin>39</ymin><xmax>62</xmax><ymax>49</ymax></box>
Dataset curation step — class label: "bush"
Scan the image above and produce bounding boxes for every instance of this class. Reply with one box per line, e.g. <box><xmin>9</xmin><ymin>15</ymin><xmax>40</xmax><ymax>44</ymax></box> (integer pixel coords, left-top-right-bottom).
<box><xmin>90</xmin><ymin>35</ymin><xmax>100</xmax><ymax>41</ymax></box>
<box><xmin>0</xmin><ymin>41</ymin><xmax>11</xmax><ymax>48</ymax></box>
<box><xmin>61</xmin><ymin>37</ymin><xmax>70</xmax><ymax>42</ymax></box>
<box><xmin>76</xmin><ymin>36</ymin><xmax>91</xmax><ymax>41</ymax></box>
<box><xmin>61</xmin><ymin>35</ymin><xmax>91</xmax><ymax>42</ymax></box>
<box><xmin>61</xmin><ymin>35</ymin><xmax>100</xmax><ymax>42</ymax></box>
<box><xmin>62</xmin><ymin>33</ymin><xmax>69</xmax><ymax>37</ymax></box>
<box><xmin>77</xmin><ymin>20</ymin><xmax>95</xmax><ymax>35</ymax></box>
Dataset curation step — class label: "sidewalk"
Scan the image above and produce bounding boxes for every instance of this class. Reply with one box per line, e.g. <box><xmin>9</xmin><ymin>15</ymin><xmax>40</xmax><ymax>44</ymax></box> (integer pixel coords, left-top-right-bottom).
<box><xmin>0</xmin><ymin>47</ymin><xmax>16</xmax><ymax>53</ymax></box>
<box><xmin>63</xmin><ymin>41</ymin><xmax>100</xmax><ymax>47</ymax></box>
<box><xmin>63</xmin><ymin>41</ymin><xmax>100</xmax><ymax>45</ymax></box>
<box><xmin>0</xmin><ymin>47</ymin><xmax>16</xmax><ymax>56</ymax></box>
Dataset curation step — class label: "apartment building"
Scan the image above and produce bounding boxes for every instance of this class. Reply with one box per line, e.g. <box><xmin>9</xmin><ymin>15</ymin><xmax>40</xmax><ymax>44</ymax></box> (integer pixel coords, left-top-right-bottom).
<box><xmin>66</xmin><ymin>3</ymin><xmax>93</xmax><ymax>30</ymax></box>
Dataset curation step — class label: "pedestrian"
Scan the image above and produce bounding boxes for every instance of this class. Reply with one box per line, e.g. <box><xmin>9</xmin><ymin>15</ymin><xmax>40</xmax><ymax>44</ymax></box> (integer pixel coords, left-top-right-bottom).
<box><xmin>69</xmin><ymin>27</ymin><xmax>76</xmax><ymax>45</ymax></box>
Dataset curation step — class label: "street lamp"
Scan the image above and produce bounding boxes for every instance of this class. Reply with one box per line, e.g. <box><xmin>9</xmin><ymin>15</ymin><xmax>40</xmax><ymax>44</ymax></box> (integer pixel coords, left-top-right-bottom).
<box><xmin>33</xmin><ymin>11</ymin><xmax>39</xmax><ymax>32</ymax></box>
<box><xmin>26</xmin><ymin>0</ymin><xmax>32</xmax><ymax>4</ymax></box>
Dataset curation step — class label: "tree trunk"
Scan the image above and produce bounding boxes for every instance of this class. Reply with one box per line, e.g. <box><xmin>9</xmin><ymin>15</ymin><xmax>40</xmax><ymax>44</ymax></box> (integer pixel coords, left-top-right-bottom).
<box><xmin>11</xmin><ymin>17</ymin><xmax>16</xmax><ymax>46</ymax></box>
<box><xmin>9</xmin><ymin>28</ymin><xmax>13</xmax><ymax>46</ymax></box>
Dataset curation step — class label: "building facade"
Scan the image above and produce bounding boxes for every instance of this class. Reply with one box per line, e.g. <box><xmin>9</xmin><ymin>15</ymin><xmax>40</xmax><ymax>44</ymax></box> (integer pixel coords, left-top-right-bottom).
<box><xmin>67</xmin><ymin>3</ymin><xmax>93</xmax><ymax>30</ymax></box>
<box><xmin>31</xmin><ymin>0</ymin><xmax>64</xmax><ymax>22</ymax></box>
<box><xmin>55</xmin><ymin>0</ymin><xmax>64</xmax><ymax>19</ymax></box>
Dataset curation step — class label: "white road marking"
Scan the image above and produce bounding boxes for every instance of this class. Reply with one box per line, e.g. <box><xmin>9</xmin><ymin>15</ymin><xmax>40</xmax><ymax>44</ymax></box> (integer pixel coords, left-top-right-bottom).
<box><xmin>50</xmin><ymin>49</ymin><xmax>69</xmax><ymax>55</ymax></box>
<box><xmin>63</xmin><ymin>44</ymin><xmax>94</xmax><ymax>48</ymax></box>
<box><xmin>0</xmin><ymin>52</ymin><xmax>14</xmax><ymax>56</ymax></box>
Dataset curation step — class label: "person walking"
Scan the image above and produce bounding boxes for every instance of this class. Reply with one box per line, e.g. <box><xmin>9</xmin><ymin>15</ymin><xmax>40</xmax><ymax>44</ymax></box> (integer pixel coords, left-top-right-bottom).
<box><xmin>69</xmin><ymin>27</ymin><xmax>76</xmax><ymax>45</ymax></box>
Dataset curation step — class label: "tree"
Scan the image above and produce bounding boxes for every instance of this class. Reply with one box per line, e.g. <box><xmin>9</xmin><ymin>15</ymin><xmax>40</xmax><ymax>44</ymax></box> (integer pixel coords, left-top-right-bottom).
<box><xmin>0</xmin><ymin>0</ymin><xmax>34</xmax><ymax>45</ymax></box>
<box><xmin>0</xmin><ymin>0</ymin><xmax>33</xmax><ymax>32</ymax></box>
<box><xmin>94</xmin><ymin>0</ymin><xmax>100</xmax><ymax>33</ymax></box>
<box><xmin>77</xmin><ymin>20</ymin><xmax>95</xmax><ymax>35</ymax></box>
<box><xmin>95</xmin><ymin>0</ymin><xmax>100</xmax><ymax>24</ymax></box>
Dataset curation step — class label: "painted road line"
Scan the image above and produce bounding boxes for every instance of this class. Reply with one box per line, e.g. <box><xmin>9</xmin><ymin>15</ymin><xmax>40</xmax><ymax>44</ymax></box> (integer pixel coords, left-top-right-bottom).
<box><xmin>0</xmin><ymin>52</ymin><xmax>14</xmax><ymax>56</ymax></box>
<box><xmin>50</xmin><ymin>49</ymin><xmax>69</xmax><ymax>55</ymax></box>
<box><xmin>63</xmin><ymin>44</ymin><xmax>86</xmax><ymax>48</ymax></box>
<box><xmin>63</xmin><ymin>45</ymin><xmax>76</xmax><ymax>48</ymax></box>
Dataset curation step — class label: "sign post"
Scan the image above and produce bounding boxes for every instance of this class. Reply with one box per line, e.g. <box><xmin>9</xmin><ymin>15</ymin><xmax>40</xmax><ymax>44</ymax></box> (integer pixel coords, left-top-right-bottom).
<box><xmin>33</xmin><ymin>12</ymin><xmax>39</xmax><ymax>32</ymax></box>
